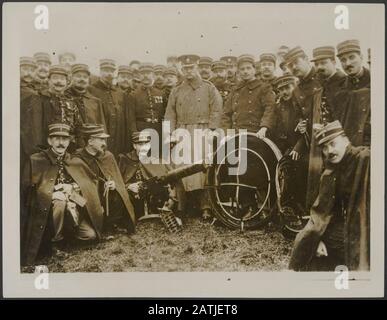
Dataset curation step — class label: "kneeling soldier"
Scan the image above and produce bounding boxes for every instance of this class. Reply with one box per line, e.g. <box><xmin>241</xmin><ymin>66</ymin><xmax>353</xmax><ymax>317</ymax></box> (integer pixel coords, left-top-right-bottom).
<box><xmin>118</xmin><ymin>131</ymin><xmax>183</xmax><ymax>233</ymax></box>
<box><xmin>21</xmin><ymin>123</ymin><xmax>104</xmax><ymax>266</ymax></box>
<box><xmin>289</xmin><ymin>121</ymin><xmax>370</xmax><ymax>271</ymax></box>
<box><xmin>74</xmin><ymin>124</ymin><xmax>136</xmax><ymax>234</ymax></box>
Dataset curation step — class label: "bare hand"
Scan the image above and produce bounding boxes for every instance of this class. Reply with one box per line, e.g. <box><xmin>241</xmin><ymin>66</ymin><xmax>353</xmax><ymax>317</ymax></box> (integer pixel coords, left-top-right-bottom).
<box><xmin>295</xmin><ymin>120</ymin><xmax>307</xmax><ymax>134</ymax></box>
<box><xmin>127</xmin><ymin>182</ymin><xmax>140</xmax><ymax>194</ymax></box>
<box><xmin>289</xmin><ymin>150</ymin><xmax>299</xmax><ymax>161</ymax></box>
<box><xmin>257</xmin><ymin>127</ymin><xmax>268</xmax><ymax>139</ymax></box>
<box><xmin>316</xmin><ymin>241</ymin><xmax>328</xmax><ymax>257</ymax></box>
<box><xmin>105</xmin><ymin>180</ymin><xmax>116</xmax><ymax>191</ymax></box>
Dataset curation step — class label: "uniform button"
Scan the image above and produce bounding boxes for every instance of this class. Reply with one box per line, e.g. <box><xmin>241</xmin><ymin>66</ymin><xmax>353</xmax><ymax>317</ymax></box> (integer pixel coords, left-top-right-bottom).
<box><xmin>358</xmin><ymin>129</ymin><xmax>363</xmax><ymax>133</ymax></box>
<box><xmin>249</xmin><ymin>91</ymin><xmax>252</xmax><ymax>94</ymax></box>
<box><xmin>50</xmin><ymin>178</ymin><xmax>54</xmax><ymax>181</ymax></box>
<box><xmin>362</xmin><ymin>109</ymin><xmax>366</xmax><ymax>112</ymax></box>
<box><xmin>248</xmin><ymin>101</ymin><xmax>252</xmax><ymax>104</ymax></box>
<box><xmin>248</xmin><ymin>110</ymin><xmax>252</xmax><ymax>113</ymax></box>
<box><xmin>40</xmin><ymin>225</ymin><xmax>44</xmax><ymax>230</ymax></box>
<box><xmin>198</xmin><ymin>98</ymin><xmax>201</xmax><ymax>102</ymax></box>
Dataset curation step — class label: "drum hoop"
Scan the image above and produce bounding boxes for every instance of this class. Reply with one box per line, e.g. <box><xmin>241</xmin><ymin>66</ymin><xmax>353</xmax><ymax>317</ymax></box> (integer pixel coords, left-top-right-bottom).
<box><xmin>214</xmin><ymin>147</ymin><xmax>271</xmax><ymax>222</ymax></box>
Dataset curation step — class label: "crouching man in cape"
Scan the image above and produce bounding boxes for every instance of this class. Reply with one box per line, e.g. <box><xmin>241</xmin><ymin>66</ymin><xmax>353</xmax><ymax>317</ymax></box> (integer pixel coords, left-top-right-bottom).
<box><xmin>288</xmin><ymin>120</ymin><xmax>370</xmax><ymax>271</ymax></box>
<box><xmin>21</xmin><ymin>123</ymin><xmax>104</xmax><ymax>266</ymax></box>
<box><xmin>118</xmin><ymin>131</ymin><xmax>183</xmax><ymax>232</ymax></box>
<box><xmin>73</xmin><ymin>124</ymin><xmax>136</xmax><ymax>234</ymax></box>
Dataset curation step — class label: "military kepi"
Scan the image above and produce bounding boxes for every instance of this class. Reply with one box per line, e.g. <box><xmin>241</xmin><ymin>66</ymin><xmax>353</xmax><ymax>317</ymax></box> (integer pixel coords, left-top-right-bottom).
<box><xmin>212</xmin><ymin>60</ymin><xmax>227</xmax><ymax>70</ymax></box>
<box><xmin>237</xmin><ymin>54</ymin><xmax>255</xmax><ymax>66</ymax></box>
<box><xmin>139</xmin><ymin>62</ymin><xmax>154</xmax><ymax>73</ymax></box>
<box><xmin>220</xmin><ymin>56</ymin><xmax>237</xmax><ymax>66</ymax></box>
<box><xmin>198</xmin><ymin>56</ymin><xmax>213</xmax><ymax>66</ymax></box>
<box><xmin>259</xmin><ymin>53</ymin><xmax>276</xmax><ymax>65</ymax></box>
<box><xmin>336</xmin><ymin>39</ymin><xmax>361</xmax><ymax>57</ymax></box>
<box><xmin>20</xmin><ymin>57</ymin><xmax>36</xmax><ymax>67</ymax></box>
<box><xmin>284</xmin><ymin>46</ymin><xmax>307</xmax><ymax>64</ymax></box>
<box><xmin>311</xmin><ymin>46</ymin><xmax>335</xmax><ymax>62</ymax></box>
<box><xmin>315</xmin><ymin>120</ymin><xmax>345</xmax><ymax>146</ymax></box>
<box><xmin>34</xmin><ymin>52</ymin><xmax>51</xmax><ymax>64</ymax></box>
<box><xmin>48</xmin><ymin>123</ymin><xmax>71</xmax><ymax>137</ymax></box>
<box><xmin>118</xmin><ymin>65</ymin><xmax>133</xmax><ymax>75</ymax></box>
<box><xmin>178</xmin><ymin>54</ymin><xmax>200</xmax><ymax>66</ymax></box>
<box><xmin>273</xmin><ymin>75</ymin><xmax>297</xmax><ymax>89</ymax></box>
<box><xmin>100</xmin><ymin>59</ymin><xmax>117</xmax><ymax>70</ymax></box>
<box><xmin>81</xmin><ymin>123</ymin><xmax>110</xmax><ymax>138</ymax></box>
<box><xmin>71</xmin><ymin>63</ymin><xmax>90</xmax><ymax>75</ymax></box>
<box><xmin>49</xmin><ymin>65</ymin><xmax>68</xmax><ymax>77</ymax></box>
<box><xmin>132</xmin><ymin>131</ymin><xmax>151</xmax><ymax>144</ymax></box>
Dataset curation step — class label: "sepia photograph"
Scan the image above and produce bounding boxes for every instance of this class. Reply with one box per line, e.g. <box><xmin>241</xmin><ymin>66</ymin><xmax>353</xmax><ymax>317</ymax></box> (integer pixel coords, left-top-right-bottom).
<box><xmin>2</xmin><ymin>2</ymin><xmax>385</xmax><ymax>298</ymax></box>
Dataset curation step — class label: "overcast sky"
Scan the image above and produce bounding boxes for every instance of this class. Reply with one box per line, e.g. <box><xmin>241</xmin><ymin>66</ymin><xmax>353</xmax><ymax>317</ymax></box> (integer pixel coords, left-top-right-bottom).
<box><xmin>4</xmin><ymin>2</ymin><xmax>381</xmax><ymax>73</ymax></box>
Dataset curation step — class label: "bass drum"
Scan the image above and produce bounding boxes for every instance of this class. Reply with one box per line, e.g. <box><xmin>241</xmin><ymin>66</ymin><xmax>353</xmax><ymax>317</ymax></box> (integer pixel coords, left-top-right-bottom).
<box><xmin>207</xmin><ymin>132</ymin><xmax>282</xmax><ymax>230</ymax></box>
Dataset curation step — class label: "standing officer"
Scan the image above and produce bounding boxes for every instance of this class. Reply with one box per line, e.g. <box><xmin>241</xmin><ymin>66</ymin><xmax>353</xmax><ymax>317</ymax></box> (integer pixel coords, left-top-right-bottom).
<box><xmin>336</xmin><ymin>40</ymin><xmax>370</xmax><ymax>147</ymax></box>
<box><xmin>33</xmin><ymin>52</ymin><xmax>51</xmax><ymax>94</ymax></box>
<box><xmin>271</xmin><ymin>75</ymin><xmax>305</xmax><ymax>157</ymax></box>
<box><xmin>116</xmin><ymin>65</ymin><xmax>133</xmax><ymax>95</ymax></box>
<box><xmin>259</xmin><ymin>53</ymin><xmax>277</xmax><ymax>87</ymax></box>
<box><xmin>211</xmin><ymin>60</ymin><xmax>232</xmax><ymax>101</ymax></box>
<box><xmin>285</xmin><ymin>46</ymin><xmax>321</xmax><ymax>104</ymax></box>
<box><xmin>127</xmin><ymin>63</ymin><xmax>167</xmax><ymax>152</ymax></box>
<box><xmin>222</xmin><ymin>54</ymin><xmax>275</xmax><ymax>138</ymax></box>
<box><xmin>66</xmin><ymin>64</ymin><xmax>106</xmax><ymax>141</ymax></box>
<box><xmin>277</xmin><ymin>45</ymin><xmax>292</xmax><ymax>75</ymax></box>
<box><xmin>131</xmin><ymin>69</ymin><xmax>143</xmax><ymax>91</ymax></box>
<box><xmin>220</xmin><ymin>56</ymin><xmax>238</xmax><ymax>86</ymax></box>
<box><xmin>20</xmin><ymin>56</ymin><xmax>38</xmax><ymax>98</ymax></box>
<box><xmin>198</xmin><ymin>56</ymin><xmax>214</xmax><ymax>81</ymax></box>
<box><xmin>163</xmin><ymin>66</ymin><xmax>179</xmax><ymax>101</ymax></box>
<box><xmin>89</xmin><ymin>59</ymin><xmax>127</xmax><ymax>157</ymax></box>
<box><xmin>20</xmin><ymin>57</ymin><xmax>43</xmax><ymax>169</ymax></box>
<box><xmin>164</xmin><ymin>54</ymin><xmax>223</xmax><ymax>219</ymax></box>
<box><xmin>337</xmin><ymin>39</ymin><xmax>370</xmax><ymax>90</ymax></box>
<box><xmin>41</xmin><ymin>65</ymin><xmax>82</xmax><ymax>147</ymax></box>
<box><xmin>153</xmin><ymin>65</ymin><xmax>167</xmax><ymax>91</ymax></box>
<box><xmin>311</xmin><ymin>46</ymin><xmax>346</xmax><ymax>124</ymax></box>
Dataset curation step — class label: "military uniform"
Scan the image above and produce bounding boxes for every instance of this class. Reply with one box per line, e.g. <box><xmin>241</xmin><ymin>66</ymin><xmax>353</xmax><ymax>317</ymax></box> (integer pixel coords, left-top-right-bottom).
<box><xmin>165</xmin><ymin>54</ymin><xmax>222</xmax><ymax>210</ymax></box>
<box><xmin>271</xmin><ymin>77</ymin><xmax>305</xmax><ymax>155</ymax></box>
<box><xmin>259</xmin><ymin>53</ymin><xmax>278</xmax><ymax>89</ymax></box>
<box><xmin>127</xmin><ymin>85</ymin><xmax>166</xmax><ymax>132</ymax></box>
<box><xmin>89</xmin><ymin>60</ymin><xmax>127</xmax><ymax>157</ymax></box>
<box><xmin>73</xmin><ymin>124</ymin><xmax>136</xmax><ymax>232</ymax></box>
<box><xmin>335</xmin><ymin>40</ymin><xmax>371</xmax><ymax>147</ymax></box>
<box><xmin>41</xmin><ymin>65</ymin><xmax>82</xmax><ymax>147</ymax></box>
<box><xmin>222</xmin><ymin>56</ymin><xmax>276</xmax><ymax>133</ymax></box>
<box><xmin>21</xmin><ymin>124</ymin><xmax>103</xmax><ymax>266</ymax></box>
<box><xmin>220</xmin><ymin>56</ymin><xmax>238</xmax><ymax>87</ymax></box>
<box><xmin>20</xmin><ymin>57</ymin><xmax>44</xmax><ymax>168</ymax></box>
<box><xmin>32</xmin><ymin>52</ymin><xmax>51</xmax><ymax>94</ymax></box>
<box><xmin>289</xmin><ymin>121</ymin><xmax>370</xmax><ymax>271</ymax></box>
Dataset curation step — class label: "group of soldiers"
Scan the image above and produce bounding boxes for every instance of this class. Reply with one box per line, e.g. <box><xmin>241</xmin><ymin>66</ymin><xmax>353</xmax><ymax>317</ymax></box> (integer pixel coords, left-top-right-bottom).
<box><xmin>20</xmin><ymin>39</ymin><xmax>370</xmax><ymax>271</ymax></box>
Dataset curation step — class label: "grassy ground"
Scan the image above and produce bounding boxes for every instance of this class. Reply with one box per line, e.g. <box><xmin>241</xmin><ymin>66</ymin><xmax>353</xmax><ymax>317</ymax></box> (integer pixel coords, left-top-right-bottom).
<box><xmin>24</xmin><ymin>217</ymin><xmax>293</xmax><ymax>273</ymax></box>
